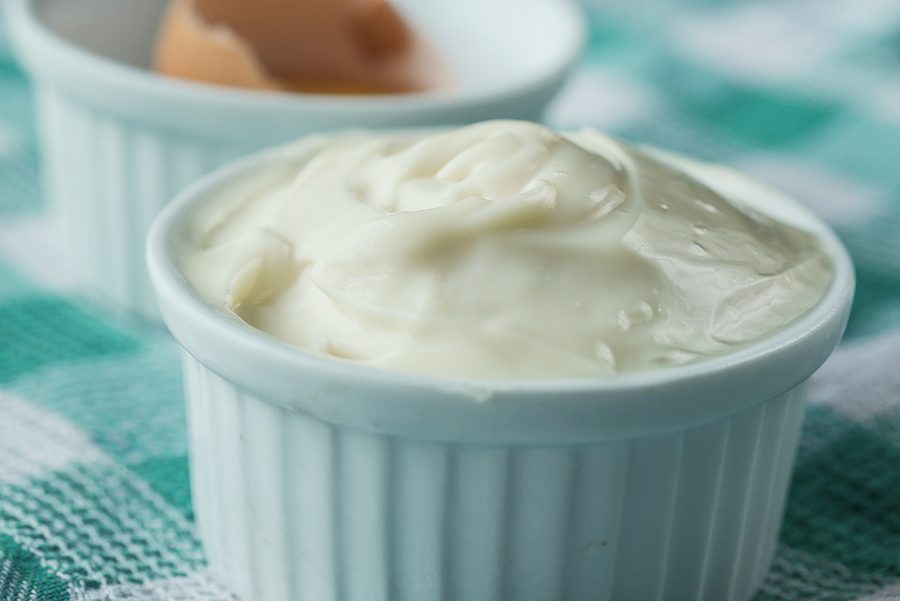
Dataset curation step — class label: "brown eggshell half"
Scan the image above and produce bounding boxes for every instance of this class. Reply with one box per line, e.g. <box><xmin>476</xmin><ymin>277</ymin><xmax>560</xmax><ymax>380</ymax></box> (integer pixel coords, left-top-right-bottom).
<box><xmin>154</xmin><ymin>0</ymin><xmax>451</xmax><ymax>94</ymax></box>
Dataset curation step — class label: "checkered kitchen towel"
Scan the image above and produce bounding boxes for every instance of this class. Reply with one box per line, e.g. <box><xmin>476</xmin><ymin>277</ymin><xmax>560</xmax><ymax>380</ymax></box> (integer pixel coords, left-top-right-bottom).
<box><xmin>2</xmin><ymin>0</ymin><xmax>900</xmax><ymax>599</ymax></box>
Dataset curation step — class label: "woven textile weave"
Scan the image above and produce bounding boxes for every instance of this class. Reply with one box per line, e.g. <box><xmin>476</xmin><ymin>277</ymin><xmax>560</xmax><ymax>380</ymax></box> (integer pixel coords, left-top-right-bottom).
<box><xmin>2</xmin><ymin>1</ymin><xmax>900</xmax><ymax>599</ymax></box>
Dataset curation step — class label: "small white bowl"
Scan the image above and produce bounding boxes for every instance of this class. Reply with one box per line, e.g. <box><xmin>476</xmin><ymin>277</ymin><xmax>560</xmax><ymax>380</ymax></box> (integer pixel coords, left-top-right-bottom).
<box><xmin>7</xmin><ymin>0</ymin><xmax>584</xmax><ymax>319</ymax></box>
<box><xmin>147</xmin><ymin>142</ymin><xmax>854</xmax><ymax>601</ymax></box>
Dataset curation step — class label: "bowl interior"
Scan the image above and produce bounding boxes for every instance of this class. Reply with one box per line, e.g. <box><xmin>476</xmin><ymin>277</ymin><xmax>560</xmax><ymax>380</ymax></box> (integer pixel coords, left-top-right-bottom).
<box><xmin>37</xmin><ymin>0</ymin><xmax>167</xmax><ymax>70</ymax></box>
<box><xmin>34</xmin><ymin>0</ymin><xmax>583</xmax><ymax>97</ymax></box>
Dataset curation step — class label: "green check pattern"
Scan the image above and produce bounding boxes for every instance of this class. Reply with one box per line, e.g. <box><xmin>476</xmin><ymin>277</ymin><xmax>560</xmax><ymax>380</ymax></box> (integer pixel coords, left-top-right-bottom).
<box><xmin>2</xmin><ymin>1</ymin><xmax>900</xmax><ymax>599</ymax></box>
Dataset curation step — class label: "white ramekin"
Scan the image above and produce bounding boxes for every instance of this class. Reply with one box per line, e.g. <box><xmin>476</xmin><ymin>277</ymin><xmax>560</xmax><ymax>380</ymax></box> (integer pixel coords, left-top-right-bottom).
<box><xmin>146</xmin><ymin>145</ymin><xmax>854</xmax><ymax>601</ymax></box>
<box><xmin>6</xmin><ymin>0</ymin><xmax>584</xmax><ymax>320</ymax></box>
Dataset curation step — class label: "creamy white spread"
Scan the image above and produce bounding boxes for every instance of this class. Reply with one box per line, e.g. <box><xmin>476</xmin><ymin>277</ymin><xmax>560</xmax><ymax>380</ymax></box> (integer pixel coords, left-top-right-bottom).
<box><xmin>179</xmin><ymin>121</ymin><xmax>833</xmax><ymax>379</ymax></box>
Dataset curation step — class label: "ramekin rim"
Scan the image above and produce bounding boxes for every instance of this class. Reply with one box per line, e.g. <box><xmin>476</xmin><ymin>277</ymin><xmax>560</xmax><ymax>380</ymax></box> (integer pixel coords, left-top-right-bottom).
<box><xmin>7</xmin><ymin>0</ymin><xmax>587</xmax><ymax>113</ymax></box>
<box><xmin>146</xmin><ymin>137</ymin><xmax>856</xmax><ymax>401</ymax></box>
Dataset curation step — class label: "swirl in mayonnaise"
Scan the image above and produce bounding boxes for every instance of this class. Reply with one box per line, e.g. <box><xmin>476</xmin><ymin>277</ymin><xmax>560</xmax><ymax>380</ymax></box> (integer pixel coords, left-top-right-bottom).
<box><xmin>180</xmin><ymin>121</ymin><xmax>833</xmax><ymax>379</ymax></box>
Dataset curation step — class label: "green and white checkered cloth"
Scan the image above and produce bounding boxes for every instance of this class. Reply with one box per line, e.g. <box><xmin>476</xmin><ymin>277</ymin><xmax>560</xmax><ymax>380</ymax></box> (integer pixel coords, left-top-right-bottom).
<box><xmin>2</xmin><ymin>1</ymin><xmax>900</xmax><ymax>599</ymax></box>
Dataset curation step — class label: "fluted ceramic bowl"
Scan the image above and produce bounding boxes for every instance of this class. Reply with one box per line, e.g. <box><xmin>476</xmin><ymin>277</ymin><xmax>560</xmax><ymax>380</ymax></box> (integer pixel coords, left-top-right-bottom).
<box><xmin>7</xmin><ymin>0</ymin><xmax>584</xmax><ymax>319</ymax></box>
<box><xmin>146</xmin><ymin>139</ymin><xmax>854</xmax><ymax>601</ymax></box>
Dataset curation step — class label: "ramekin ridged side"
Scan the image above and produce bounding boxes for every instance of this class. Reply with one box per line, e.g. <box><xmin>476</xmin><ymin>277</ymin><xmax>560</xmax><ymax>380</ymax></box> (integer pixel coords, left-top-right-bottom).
<box><xmin>37</xmin><ymin>84</ymin><xmax>249</xmax><ymax>317</ymax></box>
<box><xmin>183</xmin><ymin>354</ymin><xmax>806</xmax><ymax>601</ymax></box>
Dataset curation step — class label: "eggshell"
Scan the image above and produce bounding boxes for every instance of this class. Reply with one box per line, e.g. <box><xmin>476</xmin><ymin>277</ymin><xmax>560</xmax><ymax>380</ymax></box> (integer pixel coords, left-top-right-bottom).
<box><xmin>154</xmin><ymin>0</ymin><xmax>450</xmax><ymax>94</ymax></box>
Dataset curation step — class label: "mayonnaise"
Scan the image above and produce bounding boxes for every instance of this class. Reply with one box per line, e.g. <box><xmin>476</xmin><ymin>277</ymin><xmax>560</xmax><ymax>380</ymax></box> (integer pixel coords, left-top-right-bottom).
<box><xmin>179</xmin><ymin>121</ymin><xmax>833</xmax><ymax>379</ymax></box>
